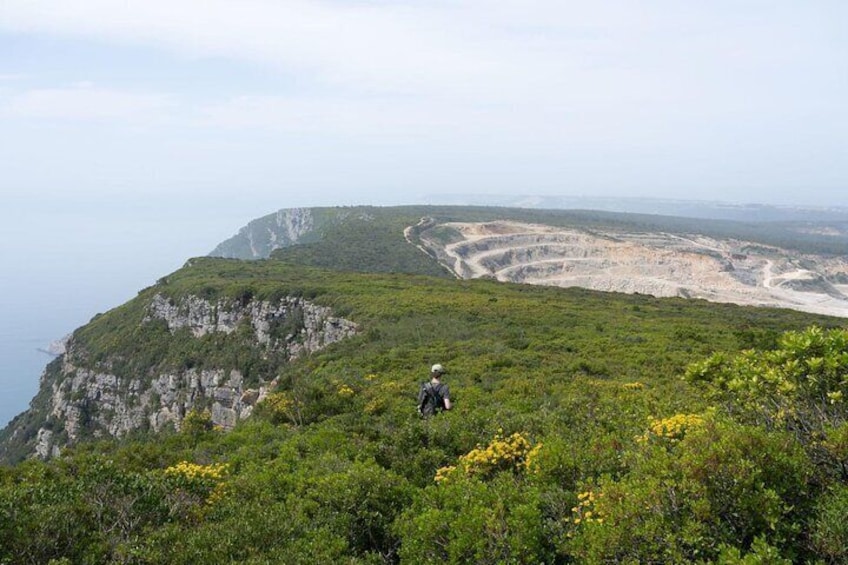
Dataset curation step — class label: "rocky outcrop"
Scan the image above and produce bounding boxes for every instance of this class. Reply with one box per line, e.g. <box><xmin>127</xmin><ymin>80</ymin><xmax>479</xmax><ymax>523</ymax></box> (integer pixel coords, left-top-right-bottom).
<box><xmin>210</xmin><ymin>208</ymin><xmax>316</xmax><ymax>259</ymax></box>
<box><xmin>23</xmin><ymin>293</ymin><xmax>357</xmax><ymax>459</ymax></box>
<box><xmin>143</xmin><ymin>293</ymin><xmax>355</xmax><ymax>355</ymax></box>
<box><xmin>47</xmin><ymin>363</ymin><xmax>276</xmax><ymax>440</ymax></box>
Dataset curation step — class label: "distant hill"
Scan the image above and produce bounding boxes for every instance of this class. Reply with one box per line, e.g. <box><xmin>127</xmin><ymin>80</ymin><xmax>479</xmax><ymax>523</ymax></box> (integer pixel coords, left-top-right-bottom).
<box><xmin>209</xmin><ymin>205</ymin><xmax>848</xmax><ymax>317</ymax></box>
<box><xmin>424</xmin><ymin>194</ymin><xmax>848</xmax><ymax>223</ymax></box>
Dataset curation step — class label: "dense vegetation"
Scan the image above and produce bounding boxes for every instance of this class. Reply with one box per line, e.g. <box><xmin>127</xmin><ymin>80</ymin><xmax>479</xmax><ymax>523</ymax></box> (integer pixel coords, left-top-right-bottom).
<box><xmin>2</xmin><ymin>256</ymin><xmax>847</xmax><ymax>563</ymax></box>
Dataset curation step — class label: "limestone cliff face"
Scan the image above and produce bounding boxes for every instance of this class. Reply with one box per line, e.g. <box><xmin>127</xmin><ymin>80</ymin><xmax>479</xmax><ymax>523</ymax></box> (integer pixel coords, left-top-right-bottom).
<box><xmin>12</xmin><ymin>293</ymin><xmax>357</xmax><ymax>461</ymax></box>
<box><xmin>210</xmin><ymin>208</ymin><xmax>317</xmax><ymax>259</ymax></box>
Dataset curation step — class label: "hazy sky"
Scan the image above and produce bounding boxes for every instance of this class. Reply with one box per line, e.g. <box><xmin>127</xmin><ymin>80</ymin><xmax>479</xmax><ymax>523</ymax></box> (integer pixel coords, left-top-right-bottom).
<box><xmin>2</xmin><ymin>0</ymin><xmax>846</xmax><ymax>213</ymax></box>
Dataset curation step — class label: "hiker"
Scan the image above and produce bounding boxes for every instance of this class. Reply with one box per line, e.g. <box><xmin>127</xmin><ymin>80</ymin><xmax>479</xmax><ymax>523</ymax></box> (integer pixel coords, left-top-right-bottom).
<box><xmin>418</xmin><ymin>363</ymin><xmax>452</xmax><ymax>416</ymax></box>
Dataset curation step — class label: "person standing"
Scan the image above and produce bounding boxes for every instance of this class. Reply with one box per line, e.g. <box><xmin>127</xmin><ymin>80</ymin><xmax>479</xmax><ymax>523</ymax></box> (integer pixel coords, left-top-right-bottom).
<box><xmin>418</xmin><ymin>363</ymin><xmax>452</xmax><ymax>416</ymax></box>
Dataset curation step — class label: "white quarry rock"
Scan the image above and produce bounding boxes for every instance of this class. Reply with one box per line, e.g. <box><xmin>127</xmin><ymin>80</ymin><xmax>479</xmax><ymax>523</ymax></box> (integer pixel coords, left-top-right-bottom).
<box><xmin>419</xmin><ymin>220</ymin><xmax>848</xmax><ymax>319</ymax></box>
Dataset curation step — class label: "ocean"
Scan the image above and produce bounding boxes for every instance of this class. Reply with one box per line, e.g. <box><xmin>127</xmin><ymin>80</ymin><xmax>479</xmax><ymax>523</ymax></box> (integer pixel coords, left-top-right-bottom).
<box><xmin>0</xmin><ymin>336</ymin><xmax>55</xmax><ymax>426</ymax></box>
<box><xmin>0</xmin><ymin>276</ymin><xmax>144</xmax><ymax>427</ymax></box>
<box><xmin>0</xmin><ymin>203</ymin><xmax>261</xmax><ymax>428</ymax></box>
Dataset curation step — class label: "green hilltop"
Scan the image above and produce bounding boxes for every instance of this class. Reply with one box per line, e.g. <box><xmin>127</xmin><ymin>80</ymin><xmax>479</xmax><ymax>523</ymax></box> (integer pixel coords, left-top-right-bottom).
<box><xmin>2</xmin><ymin>205</ymin><xmax>848</xmax><ymax>563</ymax></box>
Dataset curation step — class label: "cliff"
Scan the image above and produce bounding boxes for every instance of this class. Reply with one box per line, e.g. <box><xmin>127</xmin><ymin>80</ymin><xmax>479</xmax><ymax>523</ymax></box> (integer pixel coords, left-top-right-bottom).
<box><xmin>1</xmin><ymin>278</ymin><xmax>357</xmax><ymax>462</ymax></box>
<box><xmin>210</xmin><ymin>207</ymin><xmax>319</xmax><ymax>259</ymax></box>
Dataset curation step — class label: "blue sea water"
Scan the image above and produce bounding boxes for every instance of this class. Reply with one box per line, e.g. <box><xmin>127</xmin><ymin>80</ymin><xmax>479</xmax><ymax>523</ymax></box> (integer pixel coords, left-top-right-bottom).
<box><xmin>0</xmin><ymin>202</ymin><xmax>261</xmax><ymax>428</ymax></box>
<box><xmin>0</xmin><ymin>284</ymin><xmax>136</xmax><ymax>427</ymax></box>
<box><xmin>0</xmin><ymin>337</ymin><xmax>55</xmax><ymax>426</ymax></box>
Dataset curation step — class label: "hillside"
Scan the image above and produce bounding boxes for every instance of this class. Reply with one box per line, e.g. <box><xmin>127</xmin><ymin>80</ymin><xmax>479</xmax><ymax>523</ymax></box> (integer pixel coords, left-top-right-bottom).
<box><xmin>3</xmin><ymin>258</ymin><xmax>847</xmax><ymax>562</ymax></box>
<box><xmin>8</xmin><ymin>203</ymin><xmax>844</xmax><ymax>458</ymax></box>
<box><xmin>3</xmin><ymin>204</ymin><xmax>848</xmax><ymax>563</ymax></box>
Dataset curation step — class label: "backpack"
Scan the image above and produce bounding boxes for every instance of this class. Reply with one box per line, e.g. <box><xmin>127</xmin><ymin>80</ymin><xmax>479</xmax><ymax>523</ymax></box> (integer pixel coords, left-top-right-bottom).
<box><xmin>418</xmin><ymin>382</ymin><xmax>444</xmax><ymax>416</ymax></box>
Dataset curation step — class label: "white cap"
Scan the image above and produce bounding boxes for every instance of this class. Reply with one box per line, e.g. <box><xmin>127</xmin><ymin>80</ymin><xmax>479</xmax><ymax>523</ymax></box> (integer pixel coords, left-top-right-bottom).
<box><xmin>431</xmin><ymin>363</ymin><xmax>446</xmax><ymax>374</ymax></box>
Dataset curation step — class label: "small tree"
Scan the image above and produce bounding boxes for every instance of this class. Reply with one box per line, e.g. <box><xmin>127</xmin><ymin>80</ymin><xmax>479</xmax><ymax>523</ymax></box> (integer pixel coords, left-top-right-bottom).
<box><xmin>181</xmin><ymin>408</ymin><xmax>214</xmax><ymax>436</ymax></box>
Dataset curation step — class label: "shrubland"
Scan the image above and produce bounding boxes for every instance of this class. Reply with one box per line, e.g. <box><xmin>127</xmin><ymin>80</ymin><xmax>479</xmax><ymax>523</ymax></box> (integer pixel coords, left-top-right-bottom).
<box><xmin>1</xmin><ymin>257</ymin><xmax>847</xmax><ymax>563</ymax></box>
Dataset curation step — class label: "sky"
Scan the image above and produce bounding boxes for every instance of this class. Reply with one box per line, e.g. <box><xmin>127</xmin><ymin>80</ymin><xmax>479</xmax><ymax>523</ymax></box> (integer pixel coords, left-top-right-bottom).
<box><xmin>0</xmin><ymin>0</ymin><xmax>846</xmax><ymax>424</ymax></box>
<box><xmin>2</xmin><ymin>0</ymin><xmax>847</xmax><ymax>212</ymax></box>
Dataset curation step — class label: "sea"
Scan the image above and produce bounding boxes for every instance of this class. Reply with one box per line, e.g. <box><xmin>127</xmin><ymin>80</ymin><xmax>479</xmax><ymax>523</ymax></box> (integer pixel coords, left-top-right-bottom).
<box><xmin>0</xmin><ymin>202</ymin><xmax>261</xmax><ymax>428</ymax></box>
<box><xmin>0</xmin><ymin>336</ymin><xmax>55</xmax><ymax>425</ymax></box>
<box><xmin>0</xmin><ymin>290</ymin><xmax>116</xmax><ymax>427</ymax></box>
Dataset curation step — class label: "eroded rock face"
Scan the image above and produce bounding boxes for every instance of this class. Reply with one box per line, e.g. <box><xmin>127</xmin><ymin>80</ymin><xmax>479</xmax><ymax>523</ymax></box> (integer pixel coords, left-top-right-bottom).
<box><xmin>144</xmin><ymin>293</ymin><xmax>355</xmax><ymax>355</ymax></box>
<box><xmin>211</xmin><ymin>207</ymin><xmax>315</xmax><ymax>259</ymax></box>
<box><xmin>28</xmin><ymin>294</ymin><xmax>357</xmax><ymax>458</ymax></box>
<box><xmin>34</xmin><ymin>429</ymin><xmax>60</xmax><ymax>459</ymax></box>
<box><xmin>418</xmin><ymin>220</ymin><xmax>848</xmax><ymax>318</ymax></box>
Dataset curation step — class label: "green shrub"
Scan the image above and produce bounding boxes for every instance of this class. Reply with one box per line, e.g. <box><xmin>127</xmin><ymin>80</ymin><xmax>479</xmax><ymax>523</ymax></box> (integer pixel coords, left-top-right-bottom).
<box><xmin>810</xmin><ymin>484</ymin><xmax>848</xmax><ymax>562</ymax></box>
<box><xmin>564</xmin><ymin>418</ymin><xmax>811</xmax><ymax>563</ymax></box>
<box><xmin>686</xmin><ymin>326</ymin><xmax>848</xmax><ymax>479</ymax></box>
<box><xmin>395</xmin><ymin>474</ymin><xmax>550</xmax><ymax>564</ymax></box>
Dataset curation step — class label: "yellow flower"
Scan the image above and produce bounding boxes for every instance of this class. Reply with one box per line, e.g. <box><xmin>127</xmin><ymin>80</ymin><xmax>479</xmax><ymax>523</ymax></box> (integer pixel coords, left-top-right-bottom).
<box><xmin>436</xmin><ymin>431</ymin><xmax>541</xmax><ymax>481</ymax></box>
<box><xmin>641</xmin><ymin>413</ymin><xmax>705</xmax><ymax>443</ymax></box>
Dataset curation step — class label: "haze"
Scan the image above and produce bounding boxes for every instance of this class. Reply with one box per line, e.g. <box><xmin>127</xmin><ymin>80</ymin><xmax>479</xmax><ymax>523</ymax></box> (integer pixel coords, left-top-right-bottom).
<box><xmin>3</xmin><ymin>1</ymin><xmax>846</xmax><ymax>211</ymax></box>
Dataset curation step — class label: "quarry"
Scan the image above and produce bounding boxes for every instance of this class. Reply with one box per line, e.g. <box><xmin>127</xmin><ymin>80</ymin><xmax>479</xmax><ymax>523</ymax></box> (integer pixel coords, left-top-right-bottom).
<box><xmin>417</xmin><ymin>220</ymin><xmax>848</xmax><ymax>319</ymax></box>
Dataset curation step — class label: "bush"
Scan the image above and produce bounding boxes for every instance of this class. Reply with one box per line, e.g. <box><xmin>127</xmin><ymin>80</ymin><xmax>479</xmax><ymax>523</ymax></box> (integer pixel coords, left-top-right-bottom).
<box><xmin>686</xmin><ymin>326</ymin><xmax>848</xmax><ymax>479</ymax></box>
<box><xmin>395</xmin><ymin>474</ymin><xmax>550</xmax><ymax>564</ymax></box>
<box><xmin>564</xmin><ymin>418</ymin><xmax>811</xmax><ymax>563</ymax></box>
<box><xmin>810</xmin><ymin>484</ymin><xmax>848</xmax><ymax>562</ymax></box>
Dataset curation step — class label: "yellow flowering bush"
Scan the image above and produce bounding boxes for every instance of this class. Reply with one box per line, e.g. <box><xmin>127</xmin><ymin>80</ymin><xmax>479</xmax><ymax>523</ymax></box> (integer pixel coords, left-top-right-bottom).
<box><xmin>164</xmin><ymin>461</ymin><xmax>230</xmax><ymax>507</ymax></box>
<box><xmin>571</xmin><ymin>489</ymin><xmax>605</xmax><ymax>526</ymax></box>
<box><xmin>640</xmin><ymin>413</ymin><xmax>705</xmax><ymax>444</ymax></box>
<box><xmin>181</xmin><ymin>408</ymin><xmax>214</xmax><ymax>435</ymax></box>
<box><xmin>164</xmin><ymin>461</ymin><xmax>229</xmax><ymax>482</ymax></box>
<box><xmin>435</xmin><ymin>431</ymin><xmax>542</xmax><ymax>483</ymax></box>
<box><xmin>337</xmin><ymin>384</ymin><xmax>355</xmax><ymax>397</ymax></box>
<box><xmin>263</xmin><ymin>391</ymin><xmax>302</xmax><ymax>426</ymax></box>
<box><xmin>264</xmin><ymin>391</ymin><xmax>293</xmax><ymax>414</ymax></box>
<box><xmin>622</xmin><ymin>382</ymin><xmax>646</xmax><ymax>390</ymax></box>
<box><xmin>364</xmin><ymin>398</ymin><xmax>386</xmax><ymax>415</ymax></box>
<box><xmin>363</xmin><ymin>380</ymin><xmax>404</xmax><ymax>415</ymax></box>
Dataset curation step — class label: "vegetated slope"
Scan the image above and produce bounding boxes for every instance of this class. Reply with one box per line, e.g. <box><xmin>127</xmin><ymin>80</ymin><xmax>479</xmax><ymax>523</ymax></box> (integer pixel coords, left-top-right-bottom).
<box><xmin>0</xmin><ymin>259</ymin><xmax>845</xmax><ymax>563</ymax></box>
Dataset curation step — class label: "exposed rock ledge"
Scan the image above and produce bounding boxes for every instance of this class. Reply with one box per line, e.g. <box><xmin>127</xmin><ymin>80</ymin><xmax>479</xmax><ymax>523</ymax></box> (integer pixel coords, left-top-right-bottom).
<box><xmin>25</xmin><ymin>293</ymin><xmax>358</xmax><ymax>459</ymax></box>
